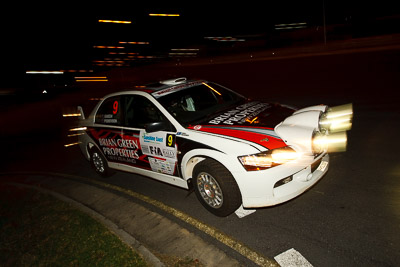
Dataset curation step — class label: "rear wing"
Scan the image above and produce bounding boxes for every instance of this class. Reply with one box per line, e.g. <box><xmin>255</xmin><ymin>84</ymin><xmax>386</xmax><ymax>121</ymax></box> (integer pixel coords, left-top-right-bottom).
<box><xmin>77</xmin><ymin>106</ymin><xmax>85</xmax><ymax>120</ymax></box>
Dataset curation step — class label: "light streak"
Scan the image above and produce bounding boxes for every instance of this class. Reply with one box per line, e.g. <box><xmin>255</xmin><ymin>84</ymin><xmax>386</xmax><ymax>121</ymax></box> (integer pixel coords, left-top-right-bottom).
<box><xmin>62</xmin><ymin>113</ymin><xmax>82</xmax><ymax>117</ymax></box>
<box><xmin>69</xmin><ymin>127</ymin><xmax>87</xmax><ymax>131</ymax></box>
<box><xmin>74</xmin><ymin>77</ymin><xmax>108</xmax><ymax>82</ymax></box>
<box><xmin>75</xmin><ymin>79</ymin><xmax>108</xmax><ymax>82</ymax></box>
<box><xmin>119</xmin><ymin>41</ymin><xmax>149</xmax><ymax>45</ymax></box>
<box><xmin>98</xmin><ymin>20</ymin><xmax>131</xmax><ymax>24</ymax></box>
<box><xmin>275</xmin><ymin>22</ymin><xmax>307</xmax><ymax>30</ymax></box>
<box><xmin>202</xmin><ymin>82</ymin><xmax>221</xmax><ymax>96</ymax></box>
<box><xmin>64</xmin><ymin>142</ymin><xmax>82</xmax><ymax>148</ymax></box>
<box><xmin>93</xmin><ymin>46</ymin><xmax>124</xmax><ymax>49</ymax></box>
<box><xmin>26</xmin><ymin>71</ymin><xmax>63</xmax><ymax>74</ymax></box>
<box><xmin>67</xmin><ymin>133</ymin><xmax>85</xmax><ymax>137</ymax></box>
<box><xmin>149</xmin><ymin>13</ymin><xmax>180</xmax><ymax>17</ymax></box>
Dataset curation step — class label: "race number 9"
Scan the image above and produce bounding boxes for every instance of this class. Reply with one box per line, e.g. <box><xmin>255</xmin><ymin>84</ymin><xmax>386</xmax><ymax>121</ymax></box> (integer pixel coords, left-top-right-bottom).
<box><xmin>166</xmin><ymin>134</ymin><xmax>175</xmax><ymax>147</ymax></box>
<box><xmin>113</xmin><ymin>101</ymin><xmax>119</xmax><ymax>114</ymax></box>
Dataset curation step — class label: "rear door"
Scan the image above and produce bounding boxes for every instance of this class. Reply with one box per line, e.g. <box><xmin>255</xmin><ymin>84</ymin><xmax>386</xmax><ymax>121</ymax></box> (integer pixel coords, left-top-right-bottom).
<box><xmin>121</xmin><ymin>94</ymin><xmax>179</xmax><ymax>176</ymax></box>
<box><xmin>88</xmin><ymin>95</ymin><xmax>125</xmax><ymax>164</ymax></box>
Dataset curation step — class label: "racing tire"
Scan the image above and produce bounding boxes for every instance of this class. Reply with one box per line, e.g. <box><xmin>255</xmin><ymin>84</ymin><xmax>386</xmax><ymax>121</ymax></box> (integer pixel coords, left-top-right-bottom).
<box><xmin>193</xmin><ymin>159</ymin><xmax>242</xmax><ymax>217</ymax></box>
<box><xmin>89</xmin><ymin>147</ymin><xmax>113</xmax><ymax>177</ymax></box>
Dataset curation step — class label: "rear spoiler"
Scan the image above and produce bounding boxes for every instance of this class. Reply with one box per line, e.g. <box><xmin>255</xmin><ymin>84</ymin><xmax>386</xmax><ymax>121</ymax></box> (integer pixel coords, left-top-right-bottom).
<box><xmin>77</xmin><ymin>106</ymin><xmax>85</xmax><ymax>120</ymax></box>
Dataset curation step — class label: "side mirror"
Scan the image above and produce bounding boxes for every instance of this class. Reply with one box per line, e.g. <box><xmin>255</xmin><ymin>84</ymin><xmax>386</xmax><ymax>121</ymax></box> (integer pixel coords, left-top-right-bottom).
<box><xmin>145</xmin><ymin>121</ymin><xmax>175</xmax><ymax>133</ymax></box>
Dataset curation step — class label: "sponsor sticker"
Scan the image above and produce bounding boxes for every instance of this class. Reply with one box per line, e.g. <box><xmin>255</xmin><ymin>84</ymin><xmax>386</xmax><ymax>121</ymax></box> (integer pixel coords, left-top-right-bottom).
<box><xmin>208</xmin><ymin>102</ymin><xmax>270</xmax><ymax>125</ymax></box>
<box><xmin>140</xmin><ymin>130</ymin><xmax>177</xmax><ymax>161</ymax></box>
<box><xmin>149</xmin><ymin>157</ymin><xmax>175</xmax><ymax>175</ymax></box>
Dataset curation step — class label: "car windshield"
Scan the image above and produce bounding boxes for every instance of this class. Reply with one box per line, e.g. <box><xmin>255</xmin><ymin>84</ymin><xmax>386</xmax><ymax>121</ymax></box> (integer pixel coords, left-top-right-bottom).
<box><xmin>157</xmin><ymin>82</ymin><xmax>246</xmax><ymax>126</ymax></box>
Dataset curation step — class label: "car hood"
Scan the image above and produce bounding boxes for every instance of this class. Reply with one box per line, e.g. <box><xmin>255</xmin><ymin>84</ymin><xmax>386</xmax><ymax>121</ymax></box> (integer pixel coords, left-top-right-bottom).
<box><xmin>187</xmin><ymin>101</ymin><xmax>295</xmax><ymax>150</ymax></box>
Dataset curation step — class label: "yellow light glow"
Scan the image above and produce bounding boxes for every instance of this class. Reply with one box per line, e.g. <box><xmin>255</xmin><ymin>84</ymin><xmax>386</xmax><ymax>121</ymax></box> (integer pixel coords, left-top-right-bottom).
<box><xmin>69</xmin><ymin>127</ymin><xmax>87</xmax><ymax>131</ymax></box>
<box><xmin>74</xmin><ymin>77</ymin><xmax>108</xmax><ymax>82</ymax></box>
<box><xmin>149</xmin><ymin>13</ymin><xmax>180</xmax><ymax>17</ymax></box>
<box><xmin>64</xmin><ymin>142</ymin><xmax>82</xmax><ymax>148</ymax></box>
<box><xmin>93</xmin><ymin>46</ymin><xmax>124</xmax><ymax>49</ymax></box>
<box><xmin>119</xmin><ymin>41</ymin><xmax>149</xmax><ymax>45</ymax></box>
<box><xmin>75</xmin><ymin>77</ymin><xmax>107</xmax><ymax>79</ymax></box>
<box><xmin>202</xmin><ymin>82</ymin><xmax>221</xmax><ymax>95</ymax></box>
<box><xmin>271</xmin><ymin>151</ymin><xmax>299</xmax><ymax>163</ymax></box>
<box><xmin>75</xmin><ymin>79</ymin><xmax>108</xmax><ymax>82</ymax></box>
<box><xmin>62</xmin><ymin>113</ymin><xmax>81</xmax><ymax>117</ymax></box>
<box><xmin>67</xmin><ymin>133</ymin><xmax>85</xmax><ymax>137</ymax></box>
<box><xmin>98</xmin><ymin>20</ymin><xmax>131</xmax><ymax>24</ymax></box>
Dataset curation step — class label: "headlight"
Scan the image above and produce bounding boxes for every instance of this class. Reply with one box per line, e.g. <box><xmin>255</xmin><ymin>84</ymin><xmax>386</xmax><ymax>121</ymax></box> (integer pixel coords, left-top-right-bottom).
<box><xmin>238</xmin><ymin>146</ymin><xmax>299</xmax><ymax>171</ymax></box>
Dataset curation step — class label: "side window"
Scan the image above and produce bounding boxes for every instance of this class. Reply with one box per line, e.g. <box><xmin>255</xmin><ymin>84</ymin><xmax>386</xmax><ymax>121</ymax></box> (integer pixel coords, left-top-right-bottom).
<box><xmin>95</xmin><ymin>96</ymin><xmax>123</xmax><ymax>125</ymax></box>
<box><xmin>124</xmin><ymin>95</ymin><xmax>166</xmax><ymax>128</ymax></box>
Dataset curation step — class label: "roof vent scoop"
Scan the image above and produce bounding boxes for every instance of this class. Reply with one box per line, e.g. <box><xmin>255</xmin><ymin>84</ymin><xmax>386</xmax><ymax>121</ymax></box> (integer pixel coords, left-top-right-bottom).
<box><xmin>160</xmin><ymin>77</ymin><xmax>187</xmax><ymax>85</ymax></box>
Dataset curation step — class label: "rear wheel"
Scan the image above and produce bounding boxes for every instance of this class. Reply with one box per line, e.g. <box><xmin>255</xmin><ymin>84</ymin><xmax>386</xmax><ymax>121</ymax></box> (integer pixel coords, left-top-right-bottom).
<box><xmin>193</xmin><ymin>159</ymin><xmax>242</xmax><ymax>217</ymax></box>
<box><xmin>90</xmin><ymin>147</ymin><xmax>113</xmax><ymax>177</ymax></box>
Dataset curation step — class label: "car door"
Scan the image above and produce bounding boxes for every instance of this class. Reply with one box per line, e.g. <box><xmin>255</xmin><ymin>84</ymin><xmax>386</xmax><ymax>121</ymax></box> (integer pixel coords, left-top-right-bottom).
<box><xmin>121</xmin><ymin>94</ymin><xmax>179</xmax><ymax>176</ymax></box>
<box><xmin>89</xmin><ymin>95</ymin><xmax>125</xmax><ymax>164</ymax></box>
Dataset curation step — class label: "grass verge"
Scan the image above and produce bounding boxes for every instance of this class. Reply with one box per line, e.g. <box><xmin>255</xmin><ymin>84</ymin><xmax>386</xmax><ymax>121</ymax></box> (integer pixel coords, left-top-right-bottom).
<box><xmin>0</xmin><ymin>183</ymin><xmax>147</xmax><ymax>266</ymax></box>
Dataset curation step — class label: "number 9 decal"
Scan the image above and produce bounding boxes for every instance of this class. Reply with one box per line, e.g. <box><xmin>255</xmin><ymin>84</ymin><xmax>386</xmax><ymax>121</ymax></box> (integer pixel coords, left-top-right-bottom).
<box><xmin>113</xmin><ymin>101</ymin><xmax>119</xmax><ymax>115</ymax></box>
<box><xmin>166</xmin><ymin>134</ymin><xmax>175</xmax><ymax>147</ymax></box>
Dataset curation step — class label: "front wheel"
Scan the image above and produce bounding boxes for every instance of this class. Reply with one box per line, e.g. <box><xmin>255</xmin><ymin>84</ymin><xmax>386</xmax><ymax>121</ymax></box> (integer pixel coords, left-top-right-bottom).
<box><xmin>193</xmin><ymin>159</ymin><xmax>242</xmax><ymax>217</ymax></box>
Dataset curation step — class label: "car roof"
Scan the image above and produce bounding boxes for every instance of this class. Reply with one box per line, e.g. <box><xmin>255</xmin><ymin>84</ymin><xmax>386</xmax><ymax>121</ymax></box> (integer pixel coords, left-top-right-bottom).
<box><xmin>132</xmin><ymin>77</ymin><xmax>206</xmax><ymax>97</ymax></box>
<box><xmin>101</xmin><ymin>77</ymin><xmax>206</xmax><ymax>99</ymax></box>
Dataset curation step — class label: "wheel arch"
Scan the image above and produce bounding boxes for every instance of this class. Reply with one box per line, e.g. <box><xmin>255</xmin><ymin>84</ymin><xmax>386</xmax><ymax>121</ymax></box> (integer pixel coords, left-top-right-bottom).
<box><xmin>181</xmin><ymin>149</ymin><xmax>242</xmax><ymax>181</ymax></box>
<box><xmin>84</xmin><ymin>142</ymin><xmax>100</xmax><ymax>160</ymax></box>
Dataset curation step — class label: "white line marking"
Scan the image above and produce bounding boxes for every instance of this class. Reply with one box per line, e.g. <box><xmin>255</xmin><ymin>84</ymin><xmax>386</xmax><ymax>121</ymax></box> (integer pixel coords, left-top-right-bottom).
<box><xmin>274</xmin><ymin>248</ymin><xmax>313</xmax><ymax>267</ymax></box>
<box><xmin>235</xmin><ymin>204</ymin><xmax>256</xmax><ymax>218</ymax></box>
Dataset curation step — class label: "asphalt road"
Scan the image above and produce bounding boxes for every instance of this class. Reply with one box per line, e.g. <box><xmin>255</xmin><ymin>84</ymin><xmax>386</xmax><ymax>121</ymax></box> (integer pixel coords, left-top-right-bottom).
<box><xmin>1</xmin><ymin>46</ymin><xmax>399</xmax><ymax>266</ymax></box>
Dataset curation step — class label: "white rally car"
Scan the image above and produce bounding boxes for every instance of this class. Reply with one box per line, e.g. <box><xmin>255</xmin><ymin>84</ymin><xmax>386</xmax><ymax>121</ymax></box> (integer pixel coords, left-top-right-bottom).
<box><xmin>77</xmin><ymin>77</ymin><xmax>351</xmax><ymax>216</ymax></box>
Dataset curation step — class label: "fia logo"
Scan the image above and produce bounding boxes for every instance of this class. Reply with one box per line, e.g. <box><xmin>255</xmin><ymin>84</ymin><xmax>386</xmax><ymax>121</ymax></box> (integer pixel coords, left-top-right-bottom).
<box><xmin>149</xmin><ymin>146</ymin><xmax>163</xmax><ymax>156</ymax></box>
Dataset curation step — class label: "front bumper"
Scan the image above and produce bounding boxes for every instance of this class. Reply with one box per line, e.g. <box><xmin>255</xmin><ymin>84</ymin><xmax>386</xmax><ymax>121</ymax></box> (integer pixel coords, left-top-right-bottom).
<box><xmin>238</xmin><ymin>153</ymin><xmax>329</xmax><ymax>208</ymax></box>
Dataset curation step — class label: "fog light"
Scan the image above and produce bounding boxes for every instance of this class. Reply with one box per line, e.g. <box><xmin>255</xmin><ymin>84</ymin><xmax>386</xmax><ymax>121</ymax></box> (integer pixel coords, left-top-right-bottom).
<box><xmin>274</xmin><ymin>176</ymin><xmax>293</xmax><ymax>188</ymax></box>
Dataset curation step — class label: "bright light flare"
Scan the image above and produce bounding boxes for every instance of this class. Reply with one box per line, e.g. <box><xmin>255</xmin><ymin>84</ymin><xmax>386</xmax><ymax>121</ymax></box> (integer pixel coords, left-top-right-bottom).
<box><xmin>320</xmin><ymin>103</ymin><xmax>353</xmax><ymax>132</ymax></box>
<box><xmin>313</xmin><ymin>132</ymin><xmax>347</xmax><ymax>152</ymax></box>
<box><xmin>271</xmin><ymin>149</ymin><xmax>300</xmax><ymax>164</ymax></box>
<box><xmin>239</xmin><ymin>147</ymin><xmax>299</xmax><ymax>171</ymax></box>
<box><xmin>240</xmin><ymin>154</ymin><xmax>272</xmax><ymax>168</ymax></box>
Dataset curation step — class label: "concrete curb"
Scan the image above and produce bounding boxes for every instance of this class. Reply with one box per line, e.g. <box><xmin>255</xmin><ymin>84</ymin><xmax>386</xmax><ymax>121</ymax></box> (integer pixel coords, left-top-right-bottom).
<box><xmin>8</xmin><ymin>182</ymin><xmax>165</xmax><ymax>267</ymax></box>
<box><xmin>2</xmin><ymin>175</ymin><xmax>243</xmax><ymax>266</ymax></box>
